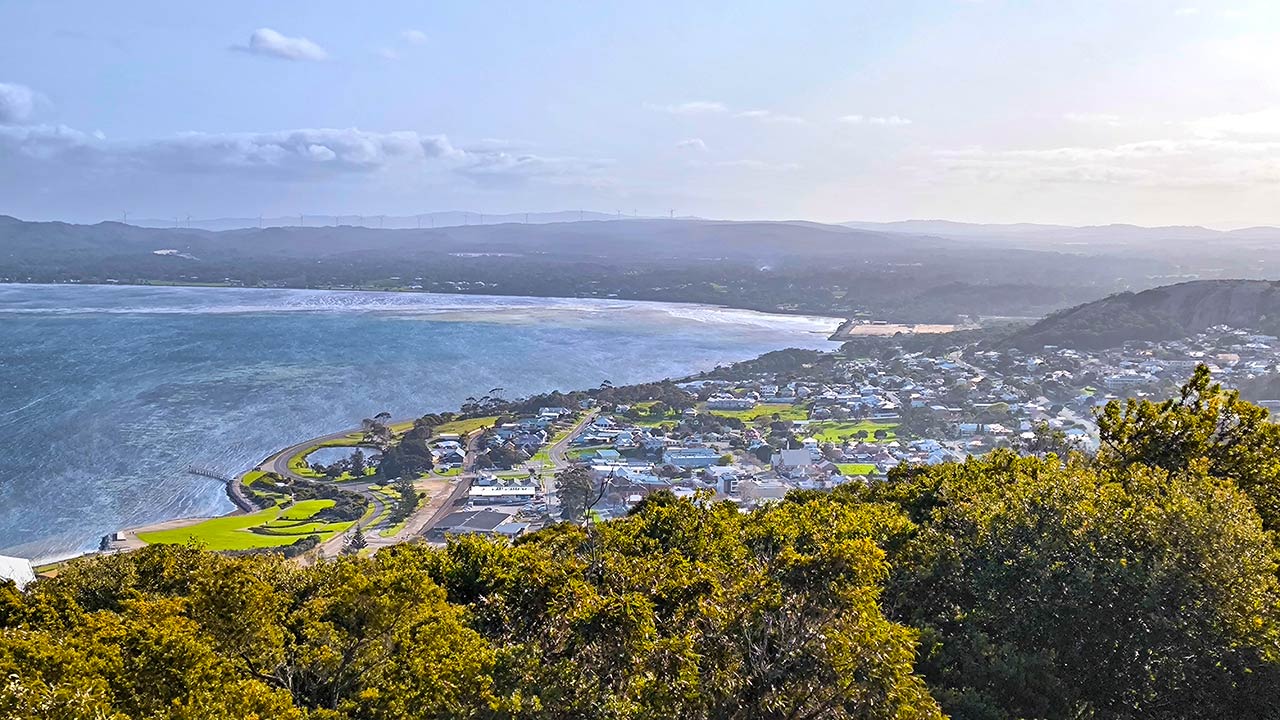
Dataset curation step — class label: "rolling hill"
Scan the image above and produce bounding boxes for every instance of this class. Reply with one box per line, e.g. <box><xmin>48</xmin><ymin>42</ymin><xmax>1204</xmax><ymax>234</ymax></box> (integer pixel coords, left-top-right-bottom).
<box><xmin>1006</xmin><ymin>279</ymin><xmax>1280</xmax><ymax>350</ymax></box>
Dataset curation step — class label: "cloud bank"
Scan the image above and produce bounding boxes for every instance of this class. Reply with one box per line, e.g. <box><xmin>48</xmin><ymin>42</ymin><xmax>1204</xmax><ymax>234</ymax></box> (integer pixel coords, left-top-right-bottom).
<box><xmin>0</xmin><ymin>124</ymin><xmax>603</xmax><ymax>186</ymax></box>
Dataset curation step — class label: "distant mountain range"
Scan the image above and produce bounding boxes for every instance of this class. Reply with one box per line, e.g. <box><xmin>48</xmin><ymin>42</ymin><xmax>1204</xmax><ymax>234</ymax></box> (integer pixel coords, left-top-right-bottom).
<box><xmin>1006</xmin><ymin>279</ymin><xmax>1280</xmax><ymax>350</ymax></box>
<box><xmin>842</xmin><ymin>219</ymin><xmax>1280</xmax><ymax>247</ymax></box>
<box><xmin>5</xmin><ymin>213</ymin><xmax>1280</xmax><ymax>324</ymax></box>
<box><xmin>127</xmin><ymin>210</ymin><xmax>669</xmax><ymax>232</ymax></box>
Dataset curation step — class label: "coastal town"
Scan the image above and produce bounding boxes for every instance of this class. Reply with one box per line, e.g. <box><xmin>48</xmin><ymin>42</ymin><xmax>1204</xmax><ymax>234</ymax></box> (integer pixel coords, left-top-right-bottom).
<box><xmin>56</xmin><ymin>322</ymin><xmax>1280</xmax><ymax>572</ymax></box>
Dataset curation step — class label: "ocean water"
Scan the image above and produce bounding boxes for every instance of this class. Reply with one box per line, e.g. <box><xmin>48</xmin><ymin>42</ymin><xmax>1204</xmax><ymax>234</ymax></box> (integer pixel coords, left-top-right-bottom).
<box><xmin>0</xmin><ymin>284</ymin><xmax>838</xmax><ymax>560</ymax></box>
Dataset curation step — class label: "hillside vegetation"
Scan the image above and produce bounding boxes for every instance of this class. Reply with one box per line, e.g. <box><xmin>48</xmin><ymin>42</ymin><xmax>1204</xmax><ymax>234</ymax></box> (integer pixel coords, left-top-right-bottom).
<box><xmin>3</xmin><ymin>368</ymin><xmax>1280</xmax><ymax>719</ymax></box>
<box><xmin>1007</xmin><ymin>279</ymin><xmax>1280</xmax><ymax>349</ymax></box>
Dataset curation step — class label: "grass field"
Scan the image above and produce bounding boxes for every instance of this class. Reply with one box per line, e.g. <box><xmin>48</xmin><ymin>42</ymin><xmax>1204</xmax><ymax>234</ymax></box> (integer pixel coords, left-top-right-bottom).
<box><xmin>567</xmin><ymin>445</ymin><xmax>610</xmax><ymax>460</ymax></box>
<box><xmin>707</xmin><ymin>403</ymin><xmax>808</xmax><ymax>423</ymax></box>
<box><xmin>137</xmin><ymin>508</ymin><xmax>300</xmax><ymax>550</ymax></box>
<box><xmin>836</xmin><ymin>463</ymin><xmax>877</xmax><ymax>476</ymax></box>
<box><xmin>139</xmin><ymin>499</ymin><xmax>350</xmax><ymax>550</ymax></box>
<box><xmin>241</xmin><ymin>470</ymin><xmax>268</xmax><ymax>486</ymax></box>
<box><xmin>434</xmin><ymin>416</ymin><xmax>498</xmax><ymax>436</ymax></box>
<box><xmin>807</xmin><ymin>421</ymin><xmax>898</xmax><ymax>443</ymax></box>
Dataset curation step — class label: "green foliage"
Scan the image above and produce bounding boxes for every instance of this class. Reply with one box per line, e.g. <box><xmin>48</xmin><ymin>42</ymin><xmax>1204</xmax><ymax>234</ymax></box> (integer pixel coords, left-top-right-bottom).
<box><xmin>857</xmin><ymin>451</ymin><xmax>1280</xmax><ymax>720</ymax></box>
<box><xmin>1097</xmin><ymin>364</ymin><xmax>1280</xmax><ymax>531</ymax></box>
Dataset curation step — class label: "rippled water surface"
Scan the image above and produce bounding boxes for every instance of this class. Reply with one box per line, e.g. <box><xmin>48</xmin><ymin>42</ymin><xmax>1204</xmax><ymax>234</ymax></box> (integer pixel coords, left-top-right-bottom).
<box><xmin>0</xmin><ymin>284</ymin><xmax>837</xmax><ymax>560</ymax></box>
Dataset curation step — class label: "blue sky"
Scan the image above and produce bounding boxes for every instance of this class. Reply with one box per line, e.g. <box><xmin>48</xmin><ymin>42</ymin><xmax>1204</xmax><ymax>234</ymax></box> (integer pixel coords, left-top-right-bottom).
<box><xmin>3</xmin><ymin>0</ymin><xmax>1280</xmax><ymax>226</ymax></box>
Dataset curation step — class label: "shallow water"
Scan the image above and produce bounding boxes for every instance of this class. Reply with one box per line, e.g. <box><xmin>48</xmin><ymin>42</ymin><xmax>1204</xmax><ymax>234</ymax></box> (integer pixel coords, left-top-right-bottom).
<box><xmin>0</xmin><ymin>284</ymin><xmax>837</xmax><ymax>560</ymax></box>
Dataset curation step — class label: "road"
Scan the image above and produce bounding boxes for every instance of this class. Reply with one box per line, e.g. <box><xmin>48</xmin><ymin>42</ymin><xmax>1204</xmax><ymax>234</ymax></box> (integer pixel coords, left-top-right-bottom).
<box><xmin>537</xmin><ymin>410</ymin><xmax>599</xmax><ymax>518</ymax></box>
<box><xmin>258</xmin><ymin>419</ymin><xmax>484</xmax><ymax>556</ymax></box>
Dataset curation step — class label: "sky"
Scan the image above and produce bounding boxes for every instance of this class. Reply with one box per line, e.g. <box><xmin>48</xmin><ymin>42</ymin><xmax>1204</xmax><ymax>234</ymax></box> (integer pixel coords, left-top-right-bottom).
<box><xmin>3</xmin><ymin>0</ymin><xmax>1280</xmax><ymax>227</ymax></box>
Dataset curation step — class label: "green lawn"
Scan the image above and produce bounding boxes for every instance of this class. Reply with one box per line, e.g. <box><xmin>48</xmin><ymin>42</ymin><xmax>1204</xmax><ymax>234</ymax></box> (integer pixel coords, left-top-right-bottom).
<box><xmin>137</xmin><ymin>508</ymin><xmax>301</xmax><ymax>550</ymax></box>
<box><xmin>434</xmin><ymin>416</ymin><xmax>498</xmax><ymax>436</ymax></box>
<box><xmin>707</xmin><ymin>403</ymin><xmax>808</xmax><ymax>423</ymax></box>
<box><xmin>434</xmin><ymin>467</ymin><xmax>462</xmax><ymax>477</ymax></box>
<box><xmin>806</xmin><ymin>421</ymin><xmax>898</xmax><ymax>443</ymax></box>
<box><xmin>567</xmin><ymin>445</ymin><xmax>610</xmax><ymax>460</ymax></box>
<box><xmin>836</xmin><ymin>463</ymin><xmax>877</xmax><ymax>476</ymax></box>
<box><xmin>277</xmin><ymin>499</ymin><xmax>335</xmax><ymax>521</ymax></box>
<box><xmin>139</xmin><ymin>499</ymin><xmax>350</xmax><ymax>550</ymax></box>
<box><xmin>241</xmin><ymin>470</ymin><xmax>269</xmax><ymax>486</ymax></box>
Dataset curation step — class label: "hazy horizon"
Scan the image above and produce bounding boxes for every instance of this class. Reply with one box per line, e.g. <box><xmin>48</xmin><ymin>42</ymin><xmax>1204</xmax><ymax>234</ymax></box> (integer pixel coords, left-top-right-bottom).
<box><xmin>6</xmin><ymin>1</ymin><xmax>1280</xmax><ymax>228</ymax></box>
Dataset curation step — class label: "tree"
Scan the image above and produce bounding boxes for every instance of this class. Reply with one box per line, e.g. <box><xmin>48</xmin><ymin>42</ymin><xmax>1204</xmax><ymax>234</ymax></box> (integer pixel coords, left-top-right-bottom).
<box><xmin>349</xmin><ymin>448</ymin><xmax>366</xmax><ymax>477</ymax></box>
<box><xmin>1097</xmin><ymin>364</ymin><xmax>1280</xmax><ymax>532</ymax></box>
<box><xmin>1014</xmin><ymin>420</ymin><xmax>1082</xmax><ymax>459</ymax></box>
<box><xmin>861</xmin><ymin>451</ymin><xmax>1280</xmax><ymax>720</ymax></box>
<box><xmin>343</xmin><ymin>525</ymin><xmax>367</xmax><ymax>555</ymax></box>
<box><xmin>557</xmin><ymin>464</ymin><xmax>594</xmax><ymax>521</ymax></box>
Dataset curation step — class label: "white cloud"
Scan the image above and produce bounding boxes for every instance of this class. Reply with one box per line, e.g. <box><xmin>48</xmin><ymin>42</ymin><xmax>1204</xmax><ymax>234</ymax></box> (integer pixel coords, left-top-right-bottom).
<box><xmin>401</xmin><ymin>29</ymin><xmax>428</xmax><ymax>45</ymax></box>
<box><xmin>676</xmin><ymin>138</ymin><xmax>707</xmax><ymax>151</ymax></box>
<box><xmin>1174</xmin><ymin>7</ymin><xmax>1200</xmax><ymax>16</ymax></box>
<box><xmin>734</xmin><ymin>109</ymin><xmax>806</xmax><ymax>125</ymax></box>
<box><xmin>234</xmin><ymin>28</ymin><xmax>328</xmax><ymax>62</ymax></box>
<box><xmin>0</xmin><ymin>82</ymin><xmax>35</xmax><ymax>124</ymax></box>
<box><xmin>377</xmin><ymin>48</ymin><xmax>400</xmax><ymax>61</ymax></box>
<box><xmin>931</xmin><ymin>136</ymin><xmax>1280</xmax><ymax>188</ymax></box>
<box><xmin>840</xmin><ymin>114</ymin><xmax>912</xmax><ymax>126</ymax></box>
<box><xmin>646</xmin><ymin>100</ymin><xmax>728</xmax><ymax>115</ymax></box>
<box><xmin>0</xmin><ymin>124</ymin><xmax>604</xmax><ymax>187</ymax></box>
<box><xmin>1186</xmin><ymin>107</ymin><xmax>1280</xmax><ymax>138</ymax></box>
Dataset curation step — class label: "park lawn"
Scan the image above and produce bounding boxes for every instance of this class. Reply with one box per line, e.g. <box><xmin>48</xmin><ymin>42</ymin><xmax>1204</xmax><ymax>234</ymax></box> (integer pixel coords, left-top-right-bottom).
<box><xmin>434</xmin><ymin>416</ymin><xmax>498</xmax><ymax>436</ymax></box>
<box><xmin>837</xmin><ymin>463</ymin><xmax>877</xmax><ymax>476</ymax></box>
<box><xmin>241</xmin><ymin>470</ymin><xmax>269</xmax><ymax>486</ymax></box>
<box><xmin>277</xmin><ymin>499</ymin><xmax>335</xmax><ymax>521</ymax></box>
<box><xmin>256</xmin><ymin>520</ymin><xmax>353</xmax><ymax>536</ymax></box>
<box><xmin>708</xmin><ymin>403</ymin><xmax>808</xmax><ymax>423</ymax></box>
<box><xmin>807</xmin><ymin>420</ymin><xmax>898</xmax><ymax>443</ymax></box>
<box><xmin>137</xmin><ymin>508</ymin><xmax>302</xmax><ymax>551</ymax></box>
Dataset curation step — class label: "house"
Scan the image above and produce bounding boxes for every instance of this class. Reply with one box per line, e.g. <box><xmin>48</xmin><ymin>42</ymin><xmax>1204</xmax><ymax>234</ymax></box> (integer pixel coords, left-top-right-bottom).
<box><xmin>705</xmin><ymin>395</ymin><xmax>755</xmax><ymax>411</ymax></box>
<box><xmin>663</xmin><ymin>447</ymin><xmax>721</xmax><ymax>469</ymax></box>
<box><xmin>427</xmin><ymin>509</ymin><xmax>525</xmax><ymax>540</ymax></box>
<box><xmin>436</xmin><ymin>449</ymin><xmax>465</xmax><ymax>467</ymax></box>
<box><xmin>771</xmin><ymin>448</ymin><xmax>815</xmax><ymax>470</ymax></box>
<box><xmin>0</xmin><ymin>554</ymin><xmax>36</xmax><ymax>589</ymax></box>
<box><xmin>468</xmin><ymin>483</ymin><xmax>539</xmax><ymax>505</ymax></box>
<box><xmin>737</xmin><ymin>478</ymin><xmax>790</xmax><ymax>503</ymax></box>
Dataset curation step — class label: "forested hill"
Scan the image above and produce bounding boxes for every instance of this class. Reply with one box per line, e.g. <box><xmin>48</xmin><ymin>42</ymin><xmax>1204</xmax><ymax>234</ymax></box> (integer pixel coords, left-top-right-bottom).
<box><xmin>1006</xmin><ymin>279</ymin><xmax>1280</xmax><ymax>350</ymax></box>
<box><xmin>0</xmin><ymin>214</ymin><xmax>1227</xmax><ymax>322</ymax></box>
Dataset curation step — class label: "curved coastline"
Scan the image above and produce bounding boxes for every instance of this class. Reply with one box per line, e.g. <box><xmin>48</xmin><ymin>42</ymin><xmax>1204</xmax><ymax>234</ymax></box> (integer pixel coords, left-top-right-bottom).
<box><xmin>2</xmin><ymin>284</ymin><xmax>843</xmax><ymax>563</ymax></box>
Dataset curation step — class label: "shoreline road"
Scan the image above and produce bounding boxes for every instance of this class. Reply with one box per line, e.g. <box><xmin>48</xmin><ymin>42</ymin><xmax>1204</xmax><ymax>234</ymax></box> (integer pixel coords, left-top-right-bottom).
<box><xmin>416</xmin><ymin>425</ymin><xmax>488</xmax><ymax>541</ymax></box>
<box><xmin>538</xmin><ymin>410</ymin><xmax>599</xmax><ymax>519</ymax></box>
